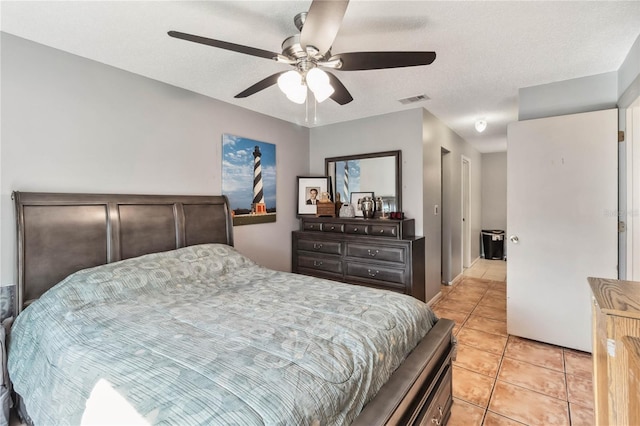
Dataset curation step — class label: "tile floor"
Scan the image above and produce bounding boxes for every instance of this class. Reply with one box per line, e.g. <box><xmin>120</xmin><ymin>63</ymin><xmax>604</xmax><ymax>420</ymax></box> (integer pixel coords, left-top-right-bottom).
<box><xmin>432</xmin><ymin>259</ymin><xmax>594</xmax><ymax>426</ymax></box>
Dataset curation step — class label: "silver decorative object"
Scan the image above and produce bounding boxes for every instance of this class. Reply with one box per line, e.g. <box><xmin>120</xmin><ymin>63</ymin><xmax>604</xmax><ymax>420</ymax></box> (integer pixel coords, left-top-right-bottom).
<box><xmin>339</xmin><ymin>203</ymin><xmax>355</xmax><ymax>218</ymax></box>
<box><xmin>360</xmin><ymin>196</ymin><xmax>375</xmax><ymax>218</ymax></box>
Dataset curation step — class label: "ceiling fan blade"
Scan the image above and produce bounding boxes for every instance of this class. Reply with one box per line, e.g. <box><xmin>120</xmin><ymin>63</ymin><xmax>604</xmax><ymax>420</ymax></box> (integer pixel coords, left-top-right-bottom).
<box><xmin>168</xmin><ymin>31</ymin><xmax>280</xmax><ymax>60</ymax></box>
<box><xmin>325</xmin><ymin>72</ymin><xmax>353</xmax><ymax>105</ymax></box>
<box><xmin>234</xmin><ymin>72</ymin><xmax>287</xmax><ymax>98</ymax></box>
<box><xmin>300</xmin><ymin>0</ymin><xmax>349</xmax><ymax>56</ymax></box>
<box><xmin>330</xmin><ymin>51</ymin><xmax>436</xmax><ymax>71</ymax></box>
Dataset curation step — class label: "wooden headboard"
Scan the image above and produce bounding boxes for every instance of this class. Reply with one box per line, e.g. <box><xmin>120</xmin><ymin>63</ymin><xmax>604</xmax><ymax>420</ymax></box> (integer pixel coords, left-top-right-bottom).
<box><xmin>13</xmin><ymin>191</ymin><xmax>234</xmax><ymax>314</ymax></box>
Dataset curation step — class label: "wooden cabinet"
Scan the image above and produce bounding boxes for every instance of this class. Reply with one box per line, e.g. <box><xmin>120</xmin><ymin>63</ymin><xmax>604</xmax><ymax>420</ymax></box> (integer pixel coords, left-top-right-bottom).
<box><xmin>292</xmin><ymin>217</ymin><xmax>425</xmax><ymax>301</ymax></box>
<box><xmin>623</xmin><ymin>336</ymin><xmax>640</xmax><ymax>425</ymax></box>
<box><xmin>588</xmin><ymin>277</ymin><xmax>640</xmax><ymax>426</ymax></box>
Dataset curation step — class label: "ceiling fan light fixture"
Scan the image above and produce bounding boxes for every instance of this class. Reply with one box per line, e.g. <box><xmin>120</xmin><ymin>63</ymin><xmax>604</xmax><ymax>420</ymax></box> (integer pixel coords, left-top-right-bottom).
<box><xmin>278</xmin><ymin>70</ymin><xmax>307</xmax><ymax>104</ymax></box>
<box><xmin>312</xmin><ymin>84</ymin><xmax>335</xmax><ymax>103</ymax></box>
<box><xmin>286</xmin><ymin>88</ymin><xmax>307</xmax><ymax>104</ymax></box>
<box><xmin>475</xmin><ymin>119</ymin><xmax>487</xmax><ymax>133</ymax></box>
<box><xmin>306</xmin><ymin>68</ymin><xmax>334</xmax><ymax>103</ymax></box>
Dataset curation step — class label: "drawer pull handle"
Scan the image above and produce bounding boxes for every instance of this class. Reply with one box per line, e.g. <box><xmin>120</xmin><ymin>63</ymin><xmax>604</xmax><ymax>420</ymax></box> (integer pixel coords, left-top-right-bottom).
<box><xmin>330</xmin><ymin>226</ymin><xmax>335</xmax><ymax>230</ymax></box>
<box><xmin>431</xmin><ymin>406</ymin><xmax>444</xmax><ymax>425</ymax></box>
<box><xmin>353</xmin><ymin>227</ymin><xmax>358</xmax><ymax>232</ymax></box>
<box><xmin>313</xmin><ymin>261</ymin><xmax>323</xmax><ymax>267</ymax></box>
<box><xmin>367</xmin><ymin>269</ymin><xmax>379</xmax><ymax>277</ymax></box>
<box><xmin>380</xmin><ymin>229</ymin><xmax>385</xmax><ymax>234</ymax></box>
<box><xmin>313</xmin><ymin>243</ymin><xmax>323</xmax><ymax>250</ymax></box>
<box><xmin>367</xmin><ymin>249</ymin><xmax>379</xmax><ymax>257</ymax></box>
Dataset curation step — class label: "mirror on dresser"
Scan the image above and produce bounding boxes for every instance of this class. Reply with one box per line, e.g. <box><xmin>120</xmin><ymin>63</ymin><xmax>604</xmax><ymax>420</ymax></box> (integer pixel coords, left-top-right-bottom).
<box><xmin>325</xmin><ymin>150</ymin><xmax>401</xmax><ymax>214</ymax></box>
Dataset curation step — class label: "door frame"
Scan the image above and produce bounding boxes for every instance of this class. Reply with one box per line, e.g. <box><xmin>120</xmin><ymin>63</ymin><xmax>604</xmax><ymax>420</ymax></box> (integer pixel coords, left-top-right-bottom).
<box><xmin>626</xmin><ymin>97</ymin><xmax>640</xmax><ymax>280</ymax></box>
<box><xmin>441</xmin><ymin>148</ymin><xmax>451</xmax><ymax>283</ymax></box>
<box><xmin>461</xmin><ymin>156</ymin><xmax>471</xmax><ymax>268</ymax></box>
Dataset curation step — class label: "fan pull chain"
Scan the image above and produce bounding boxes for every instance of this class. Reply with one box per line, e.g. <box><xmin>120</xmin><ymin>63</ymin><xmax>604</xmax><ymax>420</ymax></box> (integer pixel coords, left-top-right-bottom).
<box><xmin>313</xmin><ymin>94</ymin><xmax>317</xmax><ymax>124</ymax></box>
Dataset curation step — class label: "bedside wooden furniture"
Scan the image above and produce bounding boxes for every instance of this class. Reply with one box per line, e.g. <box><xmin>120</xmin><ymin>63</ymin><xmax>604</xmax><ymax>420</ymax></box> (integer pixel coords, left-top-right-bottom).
<box><xmin>292</xmin><ymin>216</ymin><xmax>425</xmax><ymax>301</ymax></box>
<box><xmin>588</xmin><ymin>277</ymin><xmax>640</xmax><ymax>426</ymax></box>
<box><xmin>622</xmin><ymin>335</ymin><xmax>640</xmax><ymax>425</ymax></box>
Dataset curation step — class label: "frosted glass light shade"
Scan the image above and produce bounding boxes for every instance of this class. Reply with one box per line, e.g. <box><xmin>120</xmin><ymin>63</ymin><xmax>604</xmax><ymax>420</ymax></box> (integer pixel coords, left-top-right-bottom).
<box><xmin>306</xmin><ymin>68</ymin><xmax>334</xmax><ymax>103</ymax></box>
<box><xmin>475</xmin><ymin>119</ymin><xmax>487</xmax><ymax>133</ymax></box>
<box><xmin>278</xmin><ymin>71</ymin><xmax>307</xmax><ymax>104</ymax></box>
<box><xmin>286</xmin><ymin>87</ymin><xmax>307</xmax><ymax>104</ymax></box>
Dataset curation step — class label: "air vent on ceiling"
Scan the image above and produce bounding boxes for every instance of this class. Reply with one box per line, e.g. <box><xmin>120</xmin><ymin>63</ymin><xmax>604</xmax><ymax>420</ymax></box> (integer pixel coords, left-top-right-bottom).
<box><xmin>398</xmin><ymin>94</ymin><xmax>430</xmax><ymax>105</ymax></box>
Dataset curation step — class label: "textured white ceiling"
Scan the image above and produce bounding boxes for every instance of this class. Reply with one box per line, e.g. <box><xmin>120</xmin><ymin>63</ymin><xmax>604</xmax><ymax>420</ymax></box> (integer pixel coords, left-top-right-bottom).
<box><xmin>2</xmin><ymin>1</ymin><xmax>640</xmax><ymax>153</ymax></box>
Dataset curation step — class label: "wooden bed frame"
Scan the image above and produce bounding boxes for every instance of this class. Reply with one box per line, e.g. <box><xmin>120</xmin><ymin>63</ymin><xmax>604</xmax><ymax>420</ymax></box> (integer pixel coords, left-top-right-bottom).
<box><xmin>12</xmin><ymin>191</ymin><xmax>455</xmax><ymax>426</ymax></box>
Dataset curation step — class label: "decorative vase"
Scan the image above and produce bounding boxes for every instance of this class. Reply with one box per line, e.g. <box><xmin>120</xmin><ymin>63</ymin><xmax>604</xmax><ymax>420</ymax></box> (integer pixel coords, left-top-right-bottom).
<box><xmin>375</xmin><ymin>197</ymin><xmax>384</xmax><ymax>213</ymax></box>
<box><xmin>339</xmin><ymin>203</ymin><xmax>355</xmax><ymax>218</ymax></box>
<box><xmin>360</xmin><ymin>196</ymin><xmax>375</xmax><ymax>218</ymax></box>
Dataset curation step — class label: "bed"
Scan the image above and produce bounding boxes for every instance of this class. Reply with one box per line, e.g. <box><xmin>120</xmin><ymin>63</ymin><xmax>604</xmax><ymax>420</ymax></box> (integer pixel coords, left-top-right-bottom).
<box><xmin>8</xmin><ymin>191</ymin><xmax>455</xmax><ymax>425</ymax></box>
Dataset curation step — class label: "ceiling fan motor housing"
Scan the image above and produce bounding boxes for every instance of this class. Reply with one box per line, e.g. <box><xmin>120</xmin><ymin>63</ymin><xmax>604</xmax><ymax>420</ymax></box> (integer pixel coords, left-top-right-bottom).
<box><xmin>294</xmin><ymin>12</ymin><xmax>307</xmax><ymax>32</ymax></box>
<box><xmin>282</xmin><ymin>34</ymin><xmax>327</xmax><ymax>73</ymax></box>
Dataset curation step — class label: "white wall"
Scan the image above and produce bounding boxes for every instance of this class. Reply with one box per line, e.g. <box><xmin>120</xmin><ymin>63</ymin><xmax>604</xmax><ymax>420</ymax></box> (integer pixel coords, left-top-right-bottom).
<box><xmin>309</xmin><ymin>109</ymin><xmax>424</xmax><ymax>233</ymax></box>
<box><xmin>0</xmin><ymin>33</ymin><xmax>309</xmax><ymax>288</ymax></box>
<box><xmin>422</xmin><ymin>110</ymin><xmax>482</xmax><ymax>293</ymax></box>
<box><xmin>481</xmin><ymin>152</ymin><xmax>507</xmax><ymax>231</ymax></box>
<box><xmin>619</xmin><ymin>33</ymin><xmax>640</xmax><ymax>101</ymax></box>
<box><xmin>518</xmin><ymin>72</ymin><xmax>618</xmax><ymax>121</ymax></box>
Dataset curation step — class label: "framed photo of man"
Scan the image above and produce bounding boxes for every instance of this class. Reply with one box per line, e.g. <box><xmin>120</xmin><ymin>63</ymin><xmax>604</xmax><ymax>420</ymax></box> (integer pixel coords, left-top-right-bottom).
<box><xmin>297</xmin><ymin>176</ymin><xmax>330</xmax><ymax>215</ymax></box>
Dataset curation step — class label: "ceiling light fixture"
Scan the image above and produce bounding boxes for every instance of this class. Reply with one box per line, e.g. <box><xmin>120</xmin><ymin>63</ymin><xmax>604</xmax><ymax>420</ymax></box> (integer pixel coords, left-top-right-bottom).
<box><xmin>475</xmin><ymin>119</ymin><xmax>487</xmax><ymax>133</ymax></box>
<box><xmin>277</xmin><ymin>68</ymin><xmax>334</xmax><ymax>104</ymax></box>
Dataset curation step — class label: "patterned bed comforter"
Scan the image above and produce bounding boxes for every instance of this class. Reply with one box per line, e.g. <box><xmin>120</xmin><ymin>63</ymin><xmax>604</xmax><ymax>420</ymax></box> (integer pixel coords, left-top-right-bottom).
<box><xmin>8</xmin><ymin>244</ymin><xmax>437</xmax><ymax>425</ymax></box>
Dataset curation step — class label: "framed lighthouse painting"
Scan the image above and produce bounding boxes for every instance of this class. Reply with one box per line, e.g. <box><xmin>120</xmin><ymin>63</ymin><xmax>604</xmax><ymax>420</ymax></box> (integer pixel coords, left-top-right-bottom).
<box><xmin>222</xmin><ymin>134</ymin><xmax>276</xmax><ymax>226</ymax></box>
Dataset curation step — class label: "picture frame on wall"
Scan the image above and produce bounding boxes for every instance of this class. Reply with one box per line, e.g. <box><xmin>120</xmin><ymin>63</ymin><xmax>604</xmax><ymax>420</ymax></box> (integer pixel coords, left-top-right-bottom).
<box><xmin>297</xmin><ymin>176</ymin><xmax>330</xmax><ymax>216</ymax></box>
<box><xmin>350</xmin><ymin>191</ymin><xmax>374</xmax><ymax>217</ymax></box>
<box><xmin>222</xmin><ymin>133</ymin><xmax>277</xmax><ymax>226</ymax></box>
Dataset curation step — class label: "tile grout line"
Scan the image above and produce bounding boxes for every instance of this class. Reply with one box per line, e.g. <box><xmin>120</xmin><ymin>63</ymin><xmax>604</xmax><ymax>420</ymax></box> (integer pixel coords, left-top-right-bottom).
<box><xmin>479</xmin><ymin>344</ymin><xmax>507</xmax><ymax>424</ymax></box>
<box><xmin>455</xmin><ymin>278</ymin><xmax>505</xmax><ymax>424</ymax></box>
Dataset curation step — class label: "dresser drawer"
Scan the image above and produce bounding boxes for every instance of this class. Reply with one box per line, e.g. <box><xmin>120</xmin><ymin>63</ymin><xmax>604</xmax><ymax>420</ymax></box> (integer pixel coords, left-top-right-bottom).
<box><xmin>370</xmin><ymin>224</ymin><xmax>399</xmax><ymax>238</ymax></box>
<box><xmin>416</xmin><ymin>365</ymin><xmax>452</xmax><ymax>426</ymax></box>
<box><xmin>302</xmin><ymin>221</ymin><xmax>322</xmax><ymax>232</ymax></box>
<box><xmin>297</xmin><ymin>239</ymin><xmax>342</xmax><ymax>255</ymax></box>
<box><xmin>297</xmin><ymin>255</ymin><xmax>343</xmax><ymax>274</ymax></box>
<box><xmin>347</xmin><ymin>243</ymin><xmax>406</xmax><ymax>263</ymax></box>
<box><xmin>346</xmin><ymin>263</ymin><xmax>406</xmax><ymax>286</ymax></box>
<box><xmin>345</xmin><ymin>224</ymin><xmax>368</xmax><ymax>235</ymax></box>
<box><xmin>322</xmin><ymin>222</ymin><xmax>344</xmax><ymax>233</ymax></box>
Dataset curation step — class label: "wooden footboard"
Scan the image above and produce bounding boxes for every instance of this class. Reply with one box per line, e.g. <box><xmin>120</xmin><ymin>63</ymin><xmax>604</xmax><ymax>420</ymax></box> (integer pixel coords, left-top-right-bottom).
<box><xmin>353</xmin><ymin>318</ymin><xmax>456</xmax><ymax>426</ymax></box>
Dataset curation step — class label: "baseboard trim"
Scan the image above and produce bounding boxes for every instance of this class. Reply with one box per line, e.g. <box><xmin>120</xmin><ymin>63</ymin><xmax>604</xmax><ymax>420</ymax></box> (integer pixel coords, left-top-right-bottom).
<box><xmin>449</xmin><ymin>272</ymin><xmax>464</xmax><ymax>286</ymax></box>
<box><xmin>427</xmin><ymin>292</ymin><xmax>442</xmax><ymax>307</ymax></box>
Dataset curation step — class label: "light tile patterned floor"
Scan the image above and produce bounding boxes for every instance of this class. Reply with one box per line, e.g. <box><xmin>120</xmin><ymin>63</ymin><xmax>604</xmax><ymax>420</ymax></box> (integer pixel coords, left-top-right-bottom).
<box><xmin>432</xmin><ymin>259</ymin><xmax>594</xmax><ymax>426</ymax></box>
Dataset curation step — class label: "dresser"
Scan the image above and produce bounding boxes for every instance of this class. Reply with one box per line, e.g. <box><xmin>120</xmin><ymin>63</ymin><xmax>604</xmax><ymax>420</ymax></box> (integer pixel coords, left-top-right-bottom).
<box><xmin>292</xmin><ymin>217</ymin><xmax>425</xmax><ymax>301</ymax></box>
<box><xmin>588</xmin><ymin>277</ymin><xmax>640</xmax><ymax>426</ymax></box>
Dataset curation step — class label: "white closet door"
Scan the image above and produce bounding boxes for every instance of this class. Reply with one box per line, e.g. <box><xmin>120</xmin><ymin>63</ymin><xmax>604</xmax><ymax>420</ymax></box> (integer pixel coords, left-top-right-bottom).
<box><xmin>507</xmin><ymin>109</ymin><xmax>618</xmax><ymax>352</ymax></box>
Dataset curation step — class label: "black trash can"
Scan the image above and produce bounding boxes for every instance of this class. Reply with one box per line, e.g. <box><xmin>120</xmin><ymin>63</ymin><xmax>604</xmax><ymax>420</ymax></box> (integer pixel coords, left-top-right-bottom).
<box><xmin>481</xmin><ymin>230</ymin><xmax>505</xmax><ymax>260</ymax></box>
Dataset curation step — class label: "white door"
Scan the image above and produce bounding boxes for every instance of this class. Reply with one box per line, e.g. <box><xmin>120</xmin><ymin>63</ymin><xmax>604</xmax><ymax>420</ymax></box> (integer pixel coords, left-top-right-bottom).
<box><xmin>507</xmin><ymin>109</ymin><xmax>618</xmax><ymax>352</ymax></box>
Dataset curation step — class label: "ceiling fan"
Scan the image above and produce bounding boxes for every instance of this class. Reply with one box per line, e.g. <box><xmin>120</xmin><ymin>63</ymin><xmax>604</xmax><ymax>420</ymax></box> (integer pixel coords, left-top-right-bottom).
<box><xmin>168</xmin><ymin>0</ymin><xmax>436</xmax><ymax>105</ymax></box>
